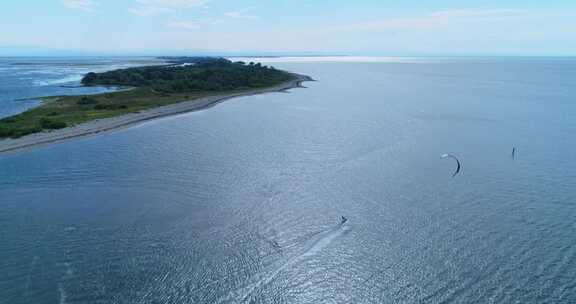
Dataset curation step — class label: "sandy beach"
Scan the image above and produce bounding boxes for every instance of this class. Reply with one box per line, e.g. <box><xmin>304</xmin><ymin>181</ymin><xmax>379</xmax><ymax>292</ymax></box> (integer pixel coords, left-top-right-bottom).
<box><xmin>0</xmin><ymin>74</ymin><xmax>312</xmax><ymax>154</ymax></box>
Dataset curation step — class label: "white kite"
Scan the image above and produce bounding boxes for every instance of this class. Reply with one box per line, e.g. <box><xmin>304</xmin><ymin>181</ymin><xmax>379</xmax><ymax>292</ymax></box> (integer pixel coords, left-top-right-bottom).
<box><xmin>441</xmin><ymin>154</ymin><xmax>461</xmax><ymax>177</ymax></box>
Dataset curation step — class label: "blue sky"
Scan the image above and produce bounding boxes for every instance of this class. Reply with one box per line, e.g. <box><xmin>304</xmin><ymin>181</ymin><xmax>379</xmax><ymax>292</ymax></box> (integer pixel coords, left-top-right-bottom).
<box><xmin>1</xmin><ymin>0</ymin><xmax>575</xmax><ymax>55</ymax></box>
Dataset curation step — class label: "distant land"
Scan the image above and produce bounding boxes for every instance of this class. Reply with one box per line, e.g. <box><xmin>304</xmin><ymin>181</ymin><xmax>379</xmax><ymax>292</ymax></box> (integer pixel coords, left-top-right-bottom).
<box><xmin>0</xmin><ymin>57</ymin><xmax>311</xmax><ymax>153</ymax></box>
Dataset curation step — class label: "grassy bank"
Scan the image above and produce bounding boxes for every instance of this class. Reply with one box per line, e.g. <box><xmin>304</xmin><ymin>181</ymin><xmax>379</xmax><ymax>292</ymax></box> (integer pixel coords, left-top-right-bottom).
<box><xmin>0</xmin><ymin>58</ymin><xmax>295</xmax><ymax>139</ymax></box>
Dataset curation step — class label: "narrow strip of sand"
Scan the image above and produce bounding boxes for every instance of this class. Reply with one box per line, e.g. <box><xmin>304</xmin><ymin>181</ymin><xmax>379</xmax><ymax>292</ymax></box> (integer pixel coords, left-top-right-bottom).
<box><xmin>0</xmin><ymin>74</ymin><xmax>313</xmax><ymax>154</ymax></box>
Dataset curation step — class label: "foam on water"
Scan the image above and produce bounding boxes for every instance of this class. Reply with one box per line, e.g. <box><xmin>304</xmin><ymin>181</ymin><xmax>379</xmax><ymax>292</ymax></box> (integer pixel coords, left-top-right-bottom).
<box><xmin>23</xmin><ymin>256</ymin><xmax>39</xmax><ymax>298</ymax></box>
<box><xmin>33</xmin><ymin>75</ymin><xmax>85</xmax><ymax>86</ymax></box>
<box><xmin>28</xmin><ymin>63</ymin><xmax>147</xmax><ymax>86</ymax></box>
<box><xmin>58</xmin><ymin>283</ymin><xmax>67</xmax><ymax>304</ymax></box>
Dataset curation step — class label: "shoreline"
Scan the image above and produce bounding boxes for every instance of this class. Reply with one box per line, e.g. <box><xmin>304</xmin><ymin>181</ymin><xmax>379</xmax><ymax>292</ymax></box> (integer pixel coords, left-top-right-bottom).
<box><xmin>0</xmin><ymin>73</ymin><xmax>313</xmax><ymax>154</ymax></box>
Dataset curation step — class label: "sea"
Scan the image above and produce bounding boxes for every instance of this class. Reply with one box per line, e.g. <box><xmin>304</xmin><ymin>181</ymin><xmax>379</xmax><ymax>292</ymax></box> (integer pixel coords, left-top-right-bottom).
<box><xmin>1</xmin><ymin>56</ymin><xmax>575</xmax><ymax>303</ymax></box>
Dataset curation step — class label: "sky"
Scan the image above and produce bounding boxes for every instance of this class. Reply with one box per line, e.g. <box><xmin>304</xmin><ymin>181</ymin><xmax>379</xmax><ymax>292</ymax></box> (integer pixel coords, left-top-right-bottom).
<box><xmin>1</xmin><ymin>0</ymin><xmax>575</xmax><ymax>56</ymax></box>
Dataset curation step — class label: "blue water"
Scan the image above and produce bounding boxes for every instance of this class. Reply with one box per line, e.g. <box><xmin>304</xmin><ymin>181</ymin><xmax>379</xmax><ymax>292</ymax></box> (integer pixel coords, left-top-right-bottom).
<box><xmin>1</xmin><ymin>57</ymin><xmax>576</xmax><ymax>303</ymax></box>
<box><xmin>0</xmin><ymin>57</ymin><xmax>161</xmax><ymax>118</ymax></box>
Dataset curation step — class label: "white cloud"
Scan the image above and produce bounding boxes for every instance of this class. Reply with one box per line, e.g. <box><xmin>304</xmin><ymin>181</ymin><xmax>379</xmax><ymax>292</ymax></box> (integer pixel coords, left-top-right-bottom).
<box><xmin>224</xmin><ymin>8</ymin><xmax>258</xmax><ymax>20</ymax></box>
<box><xmin>165</xmin><ymin>21</ymin><xmax>201</xmax><ymax>30</ymax></box>
<box><xmin>129</xmin><ymin>6</ymin><xmax>170</xmax><ymax>17</ymax></box>
<box><xmin>165</xmin><ymin>18</ymin><xmax>221</xmax><ymax>30</ymax></box>
<box><xmin>130</xmin><ymin>0</ymin><xmax>209</xmax><ymax>16</ymax></box>
<box><xmin>61</xmin><ymin>0</ymin><xmax>96</xmax><ymax>11</ymax></box>
<box><xmin>333</xmin><ymin>9</ymin><xmax>524</xmax><ymax>32</ymax></box>
<box><xmin>430</xmin><ymin>9</ymin><xmax>522</xmax><ymax>18</ymax></box>
<box><xmin>136</xmin><ymin>0</ymin><xmax>208</xmax><ymax>8</ymax></box>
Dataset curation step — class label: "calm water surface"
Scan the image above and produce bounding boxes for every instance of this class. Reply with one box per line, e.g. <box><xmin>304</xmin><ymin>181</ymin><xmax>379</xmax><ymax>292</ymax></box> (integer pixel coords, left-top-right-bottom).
<box><xmin>1</xmin><ymin>57</ymin><xmax>576</xmax><ymax>303</ymax></box>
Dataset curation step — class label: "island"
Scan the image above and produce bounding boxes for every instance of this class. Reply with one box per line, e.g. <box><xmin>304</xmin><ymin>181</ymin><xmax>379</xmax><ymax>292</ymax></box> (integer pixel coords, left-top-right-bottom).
<box><xmin>0</xmin><ymin>57</ymin><xmax>311</xmax><ymax>153</ymax></box>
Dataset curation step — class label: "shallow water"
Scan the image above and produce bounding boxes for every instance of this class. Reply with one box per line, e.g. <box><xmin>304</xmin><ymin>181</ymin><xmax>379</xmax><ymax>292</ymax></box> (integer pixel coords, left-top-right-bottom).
<box><xmin>1</xmin><ymin>57</ymin><xmax>576</xmax><ymax>303</ymax></box>
<box><xmin>0</xmin><ymin>57</ymin><xmax>161</xmax><ymax>118</ymax></box>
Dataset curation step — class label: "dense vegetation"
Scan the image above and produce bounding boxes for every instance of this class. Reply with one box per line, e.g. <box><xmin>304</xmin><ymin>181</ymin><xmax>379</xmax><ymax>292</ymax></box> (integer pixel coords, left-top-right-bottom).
<box><xmin>82</xmin><ymin>57</ymin><xmax>293</xmax><ymax>93</ymax></box>
<box><xmin>0</xmin><ymin>57</ymin><xmax>296</xmax><ymax>139</ymax></box>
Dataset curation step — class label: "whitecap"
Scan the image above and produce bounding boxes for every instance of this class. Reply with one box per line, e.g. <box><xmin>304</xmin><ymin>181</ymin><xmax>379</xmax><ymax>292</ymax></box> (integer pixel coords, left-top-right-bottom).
<box><xmin>33</xmin><ymin>75</ymin><xmax>84</xmax><ymax>86</ymax></box>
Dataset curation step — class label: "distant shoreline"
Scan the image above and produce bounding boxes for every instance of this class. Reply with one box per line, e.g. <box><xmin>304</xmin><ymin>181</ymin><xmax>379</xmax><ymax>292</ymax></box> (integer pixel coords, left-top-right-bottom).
<box><xmin>0</xmin><ymin>73</ymin><xmax>313</xmax><ymax>154</ymax></box>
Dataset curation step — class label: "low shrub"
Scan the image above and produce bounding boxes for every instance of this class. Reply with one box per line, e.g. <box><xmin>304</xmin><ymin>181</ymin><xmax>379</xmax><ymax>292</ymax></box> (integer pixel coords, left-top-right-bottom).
<box><xmin>0</xmin><ymin>127</ymin><xmax>16</xmax><ymax>137</ymax></box>
<box><xmin>77</xmin><ymin>96</ymin><xmax>98</xmax><ymax>105</ymax></box>
<box><xmin>40</xmin><ymin>118</ymin><xmax>67</xmax><ymax>130</ymax></box>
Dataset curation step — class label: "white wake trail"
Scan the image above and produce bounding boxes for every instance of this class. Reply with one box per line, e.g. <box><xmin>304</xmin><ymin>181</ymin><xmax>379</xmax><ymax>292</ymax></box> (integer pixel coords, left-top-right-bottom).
<box><xmin>220</xmin><ymin>224</ymin><xmax>349</xmax><ymax>304</ymax></box>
